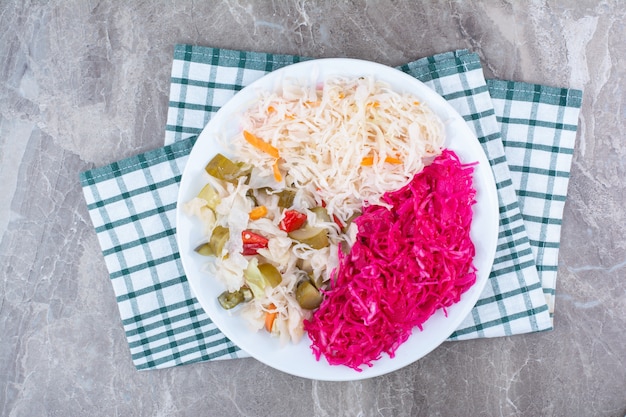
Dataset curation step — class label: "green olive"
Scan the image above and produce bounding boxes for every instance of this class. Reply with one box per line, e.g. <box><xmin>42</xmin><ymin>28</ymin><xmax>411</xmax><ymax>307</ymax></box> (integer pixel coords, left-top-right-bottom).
<box><xmin>295</xmin><ymin>280</ymin><xmax>323</xmax><ymax>310</ymax></box>
<box><xmin>205</xmin><ymin>153</ymin><xmax>251</xmax><ymax>184</ymax></box>
<box><xmin>288</xmin><ymin>226</ymin><xmax>329</xmax><ymax>249</ymax></box>
<box><xmin>217</xmin><ymin>289</ymin><xmax>245</xmax><ymax>309</ymax></box>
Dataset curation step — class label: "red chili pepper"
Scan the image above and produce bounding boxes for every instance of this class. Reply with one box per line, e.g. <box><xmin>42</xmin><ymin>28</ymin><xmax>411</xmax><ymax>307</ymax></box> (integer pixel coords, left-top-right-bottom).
<box><xmin>279</xmin><ymin>210</ymin><xmax>307</xmax><ymax>232</ymax></box>
<box><xmin>333</xmin><ymin>214</ymin><xmax>344</xmax><ymax>230</ymax></box>
<box><xmin>241</xmin><ymin>230</ymin><xmax>269</xmax><ymax>255</ymax></box>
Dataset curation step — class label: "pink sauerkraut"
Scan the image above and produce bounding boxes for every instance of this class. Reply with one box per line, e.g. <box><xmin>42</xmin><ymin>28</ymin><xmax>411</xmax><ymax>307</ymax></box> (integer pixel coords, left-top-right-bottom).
<box><xmin>304</xmin><ymin>149</ymin><xmax>477</xmax><ymax>371</ymax></box>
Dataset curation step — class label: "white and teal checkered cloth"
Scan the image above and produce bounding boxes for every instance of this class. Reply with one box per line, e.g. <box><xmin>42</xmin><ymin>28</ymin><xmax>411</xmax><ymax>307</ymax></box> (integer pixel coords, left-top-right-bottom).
<box><xmin>80</xmin><ymin>45</ymin><xmax>582</xmax><ymax>370</ymax></box>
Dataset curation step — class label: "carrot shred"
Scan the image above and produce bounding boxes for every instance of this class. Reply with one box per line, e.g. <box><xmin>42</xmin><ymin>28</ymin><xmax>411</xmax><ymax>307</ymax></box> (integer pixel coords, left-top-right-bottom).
<box><xmin>249</xmin><ymin>205</ymin><xmax>268</xmax><ymax>220</ymax></box>
<box><xmin>360</xmin><ymin>156</ymin><xmax>375</xmax><ymax>166</ymax></box>
<box><xmin>360</xmin><ymin>155</ymin><xmax>403</xmax><ymax>166</ymax></box>
<box><xmin>243</xmin><ymin>130</ymin><xmax>280</xmax><ymax>158</ymax></box>
<box><xmin>384</xmin><ymin>156</ymin><xmax>402</xmax><ymax>165</ymax></box>
<box><xmin>267</xmin><ymin>105</ymin><xmax>276</xmax><ymax>113</ymax></box>
<box><xmin>272</xmin><ymin>159</ymin><xmax>282</xmax><ymax>182</ymax></box>
<box><xmin>265</xmin><ymin>303</ymin><xmax>277</xmax><ymax>332</ymax></box>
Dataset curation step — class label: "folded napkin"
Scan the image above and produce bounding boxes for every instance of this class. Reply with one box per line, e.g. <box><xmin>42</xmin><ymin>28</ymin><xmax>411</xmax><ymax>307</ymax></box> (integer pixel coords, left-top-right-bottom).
<box><xmin>80</xmin><ymin>45</ymin><xmax>582</xmax><ymax>370</ymax></box>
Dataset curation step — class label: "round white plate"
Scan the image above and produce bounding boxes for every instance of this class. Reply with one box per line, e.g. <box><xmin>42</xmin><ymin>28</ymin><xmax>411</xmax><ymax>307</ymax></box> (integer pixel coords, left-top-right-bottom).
<box><xmin>176</xmin><ymin>58</ymin><xmax>499</xmax><ymax>381</ymax></box>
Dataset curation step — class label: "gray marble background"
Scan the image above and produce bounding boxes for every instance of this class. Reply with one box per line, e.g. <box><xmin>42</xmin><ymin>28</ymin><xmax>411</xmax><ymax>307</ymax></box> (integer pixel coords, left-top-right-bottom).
<box><xmin>1</xmin><ymin>1</ymin><xmax>625</xmax><ymax>416</ymax></box>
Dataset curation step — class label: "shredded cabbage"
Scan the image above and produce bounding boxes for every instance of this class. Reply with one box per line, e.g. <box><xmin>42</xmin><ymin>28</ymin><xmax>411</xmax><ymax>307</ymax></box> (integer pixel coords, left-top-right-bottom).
<box><xmin>304</xmin><ymin>150</ymin><xmax>477</xmax><ymax>371</ymax></box>
<box><xmin>226</xmin><ymin>76</ymin><xmax>445</xmax><ymax>222</ymax></box>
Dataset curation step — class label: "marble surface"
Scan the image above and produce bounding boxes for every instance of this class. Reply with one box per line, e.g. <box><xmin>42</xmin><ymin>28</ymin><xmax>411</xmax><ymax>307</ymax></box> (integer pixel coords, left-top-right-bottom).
<box><xmin>1</xmin><ymin>1</ymin><xmax>625</xmax><ymax>416</ymax></box>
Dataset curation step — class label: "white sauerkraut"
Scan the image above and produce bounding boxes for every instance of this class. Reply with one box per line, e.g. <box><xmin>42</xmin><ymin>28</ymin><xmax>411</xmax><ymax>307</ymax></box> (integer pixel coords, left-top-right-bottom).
<box><xmin>230</xmin><ymin>75</ymin><xmax>444</xmax><ymax>222</ymax></box>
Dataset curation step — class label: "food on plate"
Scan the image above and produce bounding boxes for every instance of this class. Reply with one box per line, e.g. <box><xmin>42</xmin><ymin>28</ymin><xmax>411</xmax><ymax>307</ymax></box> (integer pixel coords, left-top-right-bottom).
<box><xmin>304</xmin><ymin>149</ymin><xmax>477</xmax><ymax>371</ymax></box>
<box><xmin>184</xmin><ymin>75</ymin><xmax>476</xmax><ymax>368</ymax></box>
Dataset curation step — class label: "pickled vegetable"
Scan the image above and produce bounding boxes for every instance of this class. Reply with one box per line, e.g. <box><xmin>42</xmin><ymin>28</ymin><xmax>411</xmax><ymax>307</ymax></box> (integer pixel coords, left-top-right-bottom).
<box><xmin>275</xmin><ymin>189</ymin><xmax>296</xmax><ymax>208</ymax></box>
<box><xmin>242</xmin><ymin>230</ymin><xmax>269</xmax><ymax>255</ymax></box>
<box><xmin>217</xmin><ymin>289</ymin><xmax>245</xmax><ymax>309</ymax></box>
<box><xmin>296</xmin><ymin>280</ymin><xmax>323</xmax><ymax>310</ymax></box>
<box><xmin>342</xmin><ymin>211</ymin><xmax>361</xmax><ymax>232</ymax></box>
<box><xmin>310</xmin><ymin>206</ymin><xmax>331</xmax><ymax>223</ymax></box>
<box><xmin>279</xmin><ymin>210</ymin><xmax>307</xmax><ymax>232</ymax></box>
<box><xmin>197</xmin><ymin>183</ymin><xmax>220</xmax><ymax>209</ymax></box>
<box><xmin>244</xmin><ymin>258</ymin><xmax>282</xmax><ymax>298</ymax></box>
<box><xmin>288</xmin><ymin>226</ymin><xmax>329</xmax><ymax>249</ymax></box>
<box><xmin>194</xmin><ymin>226</ymin><xmax>229</xmax><ymax>257</ymax></box>
<box><xmin>257</xmin><ymin>263</ymin><xmax>282</xmax><ymax>288</ymax></box>
<box><xmin>205</xmin><ymin>153</ymin><xmax>252</xmax><ymax>184</ymax></box>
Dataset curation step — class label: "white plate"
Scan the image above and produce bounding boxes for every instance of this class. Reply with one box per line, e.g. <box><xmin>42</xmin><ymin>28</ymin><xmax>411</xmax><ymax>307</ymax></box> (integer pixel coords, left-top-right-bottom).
<box><xmin>176</xmin><ymin>58</ymin><xmax>499</xmax><ymax>381</ymax></box>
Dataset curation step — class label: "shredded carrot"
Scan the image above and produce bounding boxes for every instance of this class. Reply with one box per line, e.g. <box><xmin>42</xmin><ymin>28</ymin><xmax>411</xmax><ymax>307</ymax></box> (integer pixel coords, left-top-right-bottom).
<box><xmin>413</xmin><ymin>101</ymin><xmax>420</xmax><ymax>105</ymax></box>
<box><xmin>272</xmin><ymin>159</ymin><xmax>282</xmax><ymax>182</ymax></box>
<box><xmin>243</xmin><ymin>130</ymin><xmax>280</xmax><ymax>158</ymax></box>
<box><xmin>360</xmin><ymin>155</ymin><xmax>403</xmax><ymax>166</ymax></box>
<box><xmin>360</xmin><ymin>156</ymin><xmax>375</xmax><ymax>166</ymax></box>
<box><xmin>368</xmin><ymin>101</ymin><xmax>380</xmax><ymax>108</ymax></box>
<box><xmin>304</xmin><ymin>100</ymin><xmax>321</xmax><ymax>108</ymax></box>
<box><xmin>338</xmin><ymin>92</ymin><xmax>345</xmax><ymax>99</ymax></box>
<box><xmin>285</xmin><ymin>114</ymin><xmax>295</xmax><ymax>120</ymax></box>
<box><xmin>249</xmin><ymin>205</ymin><xmax>268</xmax><ymax>220</ymax></box>
<box><xmin>384</xmin><ymin>156</ymin><xmax>402</xmax><ymax>164</ymax></box>
<box><xmin>267</xmin><ymin>105</ymin><xmax>276</xmax><ymax>113</ymax></box>
<box><xmin>265</xmin><ymin>303</ymin><xmax>277</xmax><ymax>332</ymax></box>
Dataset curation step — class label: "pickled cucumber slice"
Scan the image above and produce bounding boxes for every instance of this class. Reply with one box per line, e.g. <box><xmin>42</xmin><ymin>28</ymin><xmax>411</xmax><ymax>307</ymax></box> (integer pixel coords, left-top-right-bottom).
<box><xmin>310</xmin><ymin>206</ymin><xmax>331</xmax><ymax>223</ymax></box>
<box><xmin>295</xmin><ymin>280</ymin><xmax>323</xmax><ymax>310</ymax></box>
<box><xmin>205</xmin><ymin>153</ymin><xmax>251</xmax><ymax>184</ymax></box>
<box><xmin>194</xmin><ymin>226</ymin><xmax>229</xmax><ymax>257</ymax></box>
<box><xmin>288</xmin><ymin>226</ymin><xmax>329</xmax><ymax>249</ymax></box>
<box><xmin>217</xmin><ymin>289</ymin><xmax>245</xmax><ymax>309</ymax></box>
<box><xmin>244</xmin><ymin>258</ymin><xmax>283</xmax><ymax>298</ymax></box>
<box><xmin>197</xmin><ymin>183</ymin><xmax>220</xmax><ymax>209</ymax></box>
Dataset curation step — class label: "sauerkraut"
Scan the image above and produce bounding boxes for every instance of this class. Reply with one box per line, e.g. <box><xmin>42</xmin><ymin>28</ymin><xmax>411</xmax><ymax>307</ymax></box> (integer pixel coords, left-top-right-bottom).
<box><xmin>304</xmin><ymin>150</ymin><xmax>477</xmax><ymax>370</ymax></box>
<box><xmin>225</xmin><ymin>75</ymin><xmax>445</xmax><ymax>223</ymax></box>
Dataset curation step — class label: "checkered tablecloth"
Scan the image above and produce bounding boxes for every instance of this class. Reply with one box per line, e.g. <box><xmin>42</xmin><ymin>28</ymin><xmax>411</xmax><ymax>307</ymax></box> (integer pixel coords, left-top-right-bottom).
<box><xmin>80</xmin><ymin>45</ymin><xmax>582</xmax><ymax>370</ymax></box>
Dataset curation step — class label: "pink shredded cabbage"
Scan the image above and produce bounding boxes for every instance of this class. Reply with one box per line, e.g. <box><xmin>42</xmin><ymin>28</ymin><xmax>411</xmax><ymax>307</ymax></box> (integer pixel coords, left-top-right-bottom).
<box><xmin>304</xmin><ymin>149</ymin><xmax>477</xmax><ymax>371</ymax></box>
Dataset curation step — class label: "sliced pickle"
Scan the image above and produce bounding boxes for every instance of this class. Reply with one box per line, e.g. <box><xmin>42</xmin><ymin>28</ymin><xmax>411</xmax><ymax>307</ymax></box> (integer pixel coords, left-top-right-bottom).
<box><xmin>310</xmin><ymin>273</ymin><xmax>324</xmax><ymax>290</ymax></box>
<box><xmin>194</xmin><ymin>225</ymin><xmax>229</xmax><ymax>257</ymax></box>
<box><xmin>296</xmin><ymin>258</ymin><xmax>313</xmax><ymax>274</ymax></box>
<box><xmin>197</xmin><ymin>183</ymin><xmax>220</xmax><ymax>209</ymax></box>
<box><xmin>205</xmin><ymin>153</ymin><xmax>251</xmax><ymax>184</ymax></box>
<box><xmin>275</xmin><ymin>189</ymin><xmax>296</xmax><ymax>208</ymax></box>
<box><xmin>194</xmin><ymin>242</ymin><xmax>213</xmax><ymax>256</ymax></box>
<box><xmin>295</xmin><ymin>280</ymin><xmax>323</xmax><ymax>310</ymax></box>
<box><xmin>217</xmin><ymin>289</ymin><xmax>244</xmax><ymax>310</ymax></box>
<box><xmin>244</xmin><ymin>259</ymin><xmax>282</xmax><ymax>298</ymax></box>
<box><xmin>241</xmin><ymin>286</ymin><xmax>254</xmax><ymax>301</ymax></box>
<box><xmin>310</xmin><ymin>206</ymin><xmax>331</xmax><ymax>223</ymax></box>
<box><xmin>288</xmin><ymin>226</ymin><xmax>329</xmax><ymax>249</ymax></box>
<box><xmin>257</xmin><ymin>263</ymin><xmax>282</xmax><ymax>288</ymax></box>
